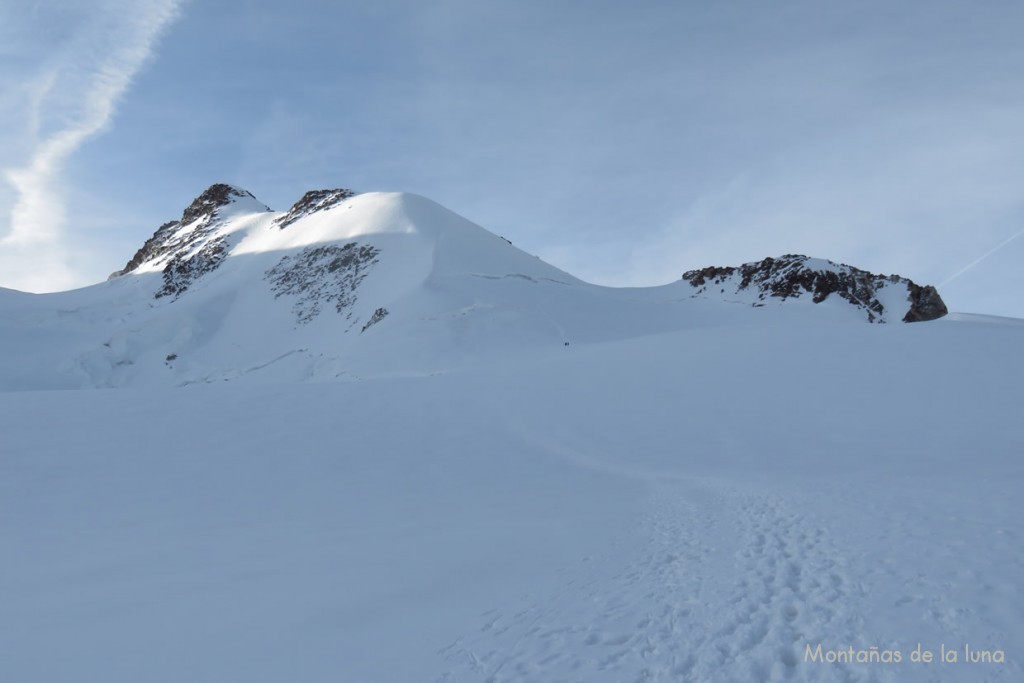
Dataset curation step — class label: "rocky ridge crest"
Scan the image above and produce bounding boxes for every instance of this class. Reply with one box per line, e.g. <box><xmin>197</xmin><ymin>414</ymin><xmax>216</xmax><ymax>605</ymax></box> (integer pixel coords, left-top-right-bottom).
<box><xmin>114</xmin><ymin>184</ymin><xmax>269</xmax><ymax>279</ymax></box>
<box><xmin>681</xmin><ymin>254</ymin><xmax>947</xmax><ymax>323</ymax></box>
<box><xmin>275</xmin><ymin>189</ymin><xmax>357</xmax><ymax>229</ymax></box>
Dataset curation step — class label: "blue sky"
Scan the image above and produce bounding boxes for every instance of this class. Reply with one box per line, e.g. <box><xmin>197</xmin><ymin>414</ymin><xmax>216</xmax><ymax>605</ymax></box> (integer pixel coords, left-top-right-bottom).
<box><xmin>2</xmin><ymin>0</ymin><xmax>1023</xmax><ymax>317</ymax></box>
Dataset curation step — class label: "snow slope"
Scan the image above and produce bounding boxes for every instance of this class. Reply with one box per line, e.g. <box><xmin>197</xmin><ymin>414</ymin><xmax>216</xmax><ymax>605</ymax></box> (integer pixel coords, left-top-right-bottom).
<box><xmin>2</xmin><ymin>315</ymin><xmax>1021</xmax><ymax>682</ymax></box>
<box><xmin>1</xmin><ymin>187</ymin><xmax>1018</xmax><ymax>683</ymax></box>
<box><xmin>0</xmin><ymin>185</ymin><xmax>945</xmax><ymax>390</ymax></box>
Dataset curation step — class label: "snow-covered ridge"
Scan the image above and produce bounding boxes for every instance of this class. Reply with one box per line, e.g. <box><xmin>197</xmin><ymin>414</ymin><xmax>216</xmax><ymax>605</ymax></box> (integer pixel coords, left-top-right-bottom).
<box><xmin>275</xmin><ymin>188</ymin><xmax>357</xmax><ymax>229</ymax></box>
<box><xmin>681</xmin><ymin>254</ymin><xmax>948</xmax><ymax>323</ymax></box>
<box><xmin>109</xmin><ymin>183</ymin><xmax>574</xmax><ymax>310</ymax></box>
<box><xmin>0</xmin><ymin>185</ymin><xmax>956</xmax><ymax>390</ymax></box>
<box><xmin>113</xmin><ymin>183</ymin><xmax>272</xmax><ymax>278</ymax></box>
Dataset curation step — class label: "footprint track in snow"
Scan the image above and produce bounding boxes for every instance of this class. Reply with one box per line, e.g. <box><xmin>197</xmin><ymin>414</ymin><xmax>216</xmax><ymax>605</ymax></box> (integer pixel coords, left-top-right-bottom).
<box><xmin>435</xmin><ymin>483</ymin><xmax>877</xmax><ymax>682</ymax></box>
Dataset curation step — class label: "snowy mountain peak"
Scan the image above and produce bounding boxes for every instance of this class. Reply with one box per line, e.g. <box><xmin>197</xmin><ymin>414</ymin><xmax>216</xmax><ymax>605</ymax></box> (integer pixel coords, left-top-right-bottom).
<box><xmin>179</xmin><ymin>183</ymin><xmax>270</xmax><ymax>225</ymax></box>
<box><xmin>275</xmin><ymin>188</ymin><xmax>358</xmax><ymax>229</ymax></box>
<box><xmin>681</xmin><ymin>254</ymin><xmax>948</xmax><ymax>323</ymax></box>
<box><xmin>112</xmin><ymin>183</ymin><xmax>271</xmax><ymax>279</ymax></box>
<box><xmin>6</xmin><ymin>186</ymin><xmax>963</xmax><ymax>390</ymax></box>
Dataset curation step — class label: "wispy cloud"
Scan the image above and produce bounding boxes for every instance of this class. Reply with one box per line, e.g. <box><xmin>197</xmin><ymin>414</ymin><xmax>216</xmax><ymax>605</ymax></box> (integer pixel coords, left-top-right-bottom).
<box><xmin>0</xmin><ymin>1</ymin><xmax>184</xmax><ymax>292</ymax></box>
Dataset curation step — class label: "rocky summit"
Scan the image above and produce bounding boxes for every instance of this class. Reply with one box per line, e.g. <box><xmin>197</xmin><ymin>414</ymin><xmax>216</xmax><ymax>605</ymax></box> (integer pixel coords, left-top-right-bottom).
<box><xmin>112</xmin><ymin>183</ymin><xmax>272</xmax><ymax>280</ymax></box>
<box><xmin>681</xmin><ymin>254</ymin><xmax>947</xmax><ymax>323</ymax></box>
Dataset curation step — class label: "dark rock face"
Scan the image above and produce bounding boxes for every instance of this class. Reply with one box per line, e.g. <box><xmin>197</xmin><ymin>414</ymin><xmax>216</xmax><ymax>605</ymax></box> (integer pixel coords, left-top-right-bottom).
<box><xmin>361</xmin><ymin>307</ymin><xmax>389</xmax><ymax>333</ymax></box>
<box><xmin>681</xmin><ymin>254</ymin><xmax>947</xmax><ymax>323</ymax></box>
<box><xmin>265</xmin><ymin>242</ymin><xmax>381</xmax><ymax>325</ymax></box>
<box><xmin>179</xmin><ymin>184</ymin><xmax>253</xmax><ymax>226</ymax></box>
<box><xmin>275</xmin><ymin>188</ymin><xmax>357</xmax><ymax>229</ymax></box>
<box><xmin>115</xmin><ymin>220</ymin><xmax>183</xmax><ymax>277</ymax></box>
<box><xmin>113</xmin><ymin>184</ymin><xmax>270</xmax><ymax>279</ymax></box>
<box><xmin>903</xmin><ymin>284</ymin><xmax>948</xmax><ymax>322</ymax></box>
<box><xmin>156</xmin><ymin>238</ymin><xmax>229</xmax><ymax>299</ymax></box>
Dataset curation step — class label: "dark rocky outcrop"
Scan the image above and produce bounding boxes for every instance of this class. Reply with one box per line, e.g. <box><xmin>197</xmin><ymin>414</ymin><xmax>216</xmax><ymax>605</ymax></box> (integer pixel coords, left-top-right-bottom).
<box><xmin>113</xmin><ymin>184</ymin><xmax>270</xmax><ymax>278</ymax></box>
<box><xmin>681</xmin><ymin>254</ymin><xmax>947</xmax><ymax>323</ymax></box>
<box><xmin>265</xmin><ymin>242</ymin><xmax>381</xmax><ymax>324</ymax></box>
<box><xmin>179</xmin><ymin>183</ymin><xmax>254</xmax><ymax>226</ymax></box>
<box><xmin>275</xmin><ymin>188</ymin><xmax>357</xmax><ymax>229</ymax></box>
<box><xmin>903</xmin><ymin>284</ymin><xmax>948</xmax><ymax>322</ymax></box>
<box><xmin>112</xmin><ymin>220</ymin><xmax>182</xmax><ymax>278</ymax></box>
<box><xmin>361</xmin><ymin>307</ymin><xmax>389</xmax><ymax>333</ymax></box>
<box><xmin>155</xmin><ymin>238</ymin><xmax>229</xmax><ymax>299</ymax></box>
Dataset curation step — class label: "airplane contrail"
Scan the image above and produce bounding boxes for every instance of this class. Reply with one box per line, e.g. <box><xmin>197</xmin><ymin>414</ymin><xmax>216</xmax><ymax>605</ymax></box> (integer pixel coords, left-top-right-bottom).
<box><xmin>1</xmin><ymin>1</ymin><xmax>183</xmax><ymax>292</ymax></box>
<box><xmin>939</xmin><ymin>224</ymin><xmax>1024</xmax><ymax>288</ymax></box>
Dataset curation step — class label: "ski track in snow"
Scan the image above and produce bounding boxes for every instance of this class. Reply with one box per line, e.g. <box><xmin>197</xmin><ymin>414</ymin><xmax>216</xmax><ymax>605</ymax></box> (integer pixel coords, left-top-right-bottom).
<box><xmin>436</xmin><ymin>483</ymin><xmax>880</xmax><ymax>683</ymax></box>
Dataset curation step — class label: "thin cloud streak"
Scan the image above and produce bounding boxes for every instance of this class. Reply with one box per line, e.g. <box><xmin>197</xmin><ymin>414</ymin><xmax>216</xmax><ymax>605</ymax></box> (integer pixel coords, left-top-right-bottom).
<box><xmin>0</xmin><ymin>1</ymin><xmax>183</xmax><ymax>292</ymax></box>
<box><xmin>939</xmin><ymin>225</ymin><xmax>1024</xmax><ymax>288</ymax></box>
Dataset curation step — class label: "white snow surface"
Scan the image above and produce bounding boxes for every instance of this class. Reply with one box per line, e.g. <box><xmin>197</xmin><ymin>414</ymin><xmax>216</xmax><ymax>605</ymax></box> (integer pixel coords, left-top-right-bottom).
<box><xmin>1</xmin><ymin>190</ymin><xmax>1021</xmax><ymax>682</ymax></box>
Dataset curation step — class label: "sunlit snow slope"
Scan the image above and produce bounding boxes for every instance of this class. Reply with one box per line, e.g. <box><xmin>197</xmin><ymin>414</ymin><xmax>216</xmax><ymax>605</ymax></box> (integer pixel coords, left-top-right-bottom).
<box><xmin>1</xmin><ymin>186</ymin><xmax>1019</xmax><ymax>683</ymax></box>
<box><xmin>0</xmin><ymin>184</ymin><xmax>944</xmax><ymax>390</ymax></box>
